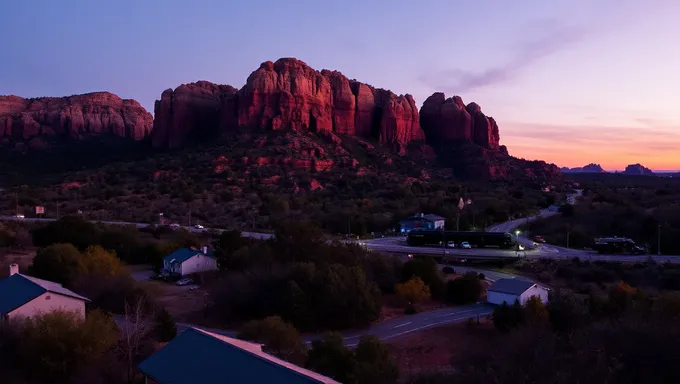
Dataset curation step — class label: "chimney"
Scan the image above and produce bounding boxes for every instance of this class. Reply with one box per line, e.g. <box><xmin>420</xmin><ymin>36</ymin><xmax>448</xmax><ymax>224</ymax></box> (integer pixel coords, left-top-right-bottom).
<box><xmin>202</xmin><ymin>246</ymin><xmax>208</xmax><ymax>255</ymax></box>
<box><xmin>9</xmin><ymin>264</ymin><xmax>19</xmax><ymax>276</ymax></box>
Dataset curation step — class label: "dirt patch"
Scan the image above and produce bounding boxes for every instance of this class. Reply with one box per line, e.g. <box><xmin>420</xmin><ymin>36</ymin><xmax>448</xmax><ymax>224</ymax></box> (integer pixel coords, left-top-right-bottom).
<box><xmin>140</xmin><ymin>280</ymin><xmax>209</xmax><ymax>321</ymax></box>
<box><xmin>387</xmin><ymin>320</ymin><xmax>499</xmax><ymax>376</ymax></box>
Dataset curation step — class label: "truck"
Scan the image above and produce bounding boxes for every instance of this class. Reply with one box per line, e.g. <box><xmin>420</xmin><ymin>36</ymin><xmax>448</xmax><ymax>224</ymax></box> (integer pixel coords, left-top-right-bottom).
<box><xmin>593</xmin><ymin>237</ymin><xmax>645</xmax><ymax>255</ymax></box>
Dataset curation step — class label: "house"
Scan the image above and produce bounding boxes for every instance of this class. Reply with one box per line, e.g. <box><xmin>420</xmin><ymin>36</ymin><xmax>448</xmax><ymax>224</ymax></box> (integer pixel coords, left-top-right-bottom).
<box><xmin>399</xmin><ymin>213</ymin><xmax>446</xmax><ymax>233</ymax></box>
<box><xmin>162</xmin><ymin>246</ymin><xmax>217</xmax><ymax>276</ymax></box>
<box><xmin>138</xmin><ymin>327</ymin><xmax>340</xmax><ymax>384</ymax></box>
<box><xmin>0</xmin><ymin>264</ymin><xmax>89</xmax><ymax>323</ymax></box>
<box><xmin>487</xmin><ymin>278</ymin><xmax>549</xmax><ymax>306</ymax></box>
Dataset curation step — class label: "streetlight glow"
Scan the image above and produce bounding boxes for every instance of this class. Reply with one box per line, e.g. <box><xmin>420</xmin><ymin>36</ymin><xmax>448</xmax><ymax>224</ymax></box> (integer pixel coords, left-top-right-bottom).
<box><xmin>515</xmin><ymin>230</ymin><xmax>520</xmax><ymax>235</ymax></box>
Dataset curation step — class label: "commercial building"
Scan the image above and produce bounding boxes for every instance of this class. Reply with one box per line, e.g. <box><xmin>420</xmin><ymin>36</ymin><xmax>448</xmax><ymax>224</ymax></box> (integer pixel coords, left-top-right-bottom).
<box><xmin>398</xmin><ymin>213</ymin><xmax>445</xmax><ymax>233</ymax></box>
<box><xmin>487</xmin><ymin>278</ymin><xmax>549</xmax><ymax>306</ymax></box>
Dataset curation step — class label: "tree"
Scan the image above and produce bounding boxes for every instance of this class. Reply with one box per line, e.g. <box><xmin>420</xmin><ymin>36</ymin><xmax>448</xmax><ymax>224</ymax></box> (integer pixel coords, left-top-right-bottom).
<box><xmin>30</xmin><ymin>243</ymin><xmax>83</xmax><ymax>286</ymax></box>
<box><xmin>547</xmin><ymin>289</ymin><xmax>585</xmax><ymax>333</ymax></box>
<box><xmin>446</xmin><ymin>272</ymin><xmax>484</xmax><ymax>305</ymax></box>
<box><xmin>492</xmin><ymin>301</ymin><xmax>525</xmax><ymax>333</ymax></box>
<box><xmin>524</xmin><ymin>296</ymin><xmax>549</xmax><ymax>325</ymax></box>
<box><xmin>354</xmin><ymin>335</ymin><xmax>399</xmax><ymax>384</ymax></box>
<box><xmin>306</xmin><ymin>332</ymin><xmax>356</xmax><ymax>383</ymax></box>
<box><xmin>154</xmin><ymin>307</ymin><xmax>177</xmax><ymax>342</ymax></box>
<box><xmin>117</xmin><ymin>298</ymin><xmax>155</xmax><ymax>383</ymax></box>
<box><xmin>401</xmin><ymin>258</ymin><xmax>445</xmax><ymax>298</ymax></box>
<box><xmin>16</xmin><ymin>309</ymin><xmax>117</xmax><ymax>383</ymax></box>
<box><xmin>80</xmin><ymin>245</ymin><xmax>123</xmax><ymax>277</ymax></box>
<box><xmin>31</xmin><ymin>216</ymin><xmax>100</xmax><ymax>250</ymax></box>
<box><xmin>214</xmin><ymin>230</ymin><xmax>249</xmax><ymax>271</ymax></box>
<box><xmin>395</xmin><ymin>277</ymin><xmax>431</xmax><ymax>307</ymax></box>
<box><xmin>280</xmin><ymin>280</ymin><xmax>311</xmax><ymax>329</ymax></box>
<box><xmin>238</xmin><ymin>316</ymin><xmax>307</xmax><ymax>365</ymax></box>
<box><xmin>273</xmin><ymin>220</ymin><xmax>326</xmax><ymax>263</ymax></box>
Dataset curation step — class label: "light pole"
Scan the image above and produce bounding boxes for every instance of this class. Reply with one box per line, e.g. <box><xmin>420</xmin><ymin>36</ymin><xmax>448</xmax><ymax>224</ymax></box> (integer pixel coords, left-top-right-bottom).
<box><xmin>515</xmin><ymin>230</ymin><xmax>520</xmax><ymax>251</ymax></box>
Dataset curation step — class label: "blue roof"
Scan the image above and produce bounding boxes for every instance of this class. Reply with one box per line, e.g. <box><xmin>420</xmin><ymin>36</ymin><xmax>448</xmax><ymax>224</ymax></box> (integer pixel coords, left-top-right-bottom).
<box><xmin>138</xmin><ymin>328</ymin><xmax>339</xmax><ymax>384</ymax></box>
<box><xmin>163</xmin><ymin>248</ymin><xmax>214</xmax><ymax>264</ymax></box>
<box><xmin>0</xmin><ymin>274</ymin><xmax>89</xmax><ymax>315</ymax></box>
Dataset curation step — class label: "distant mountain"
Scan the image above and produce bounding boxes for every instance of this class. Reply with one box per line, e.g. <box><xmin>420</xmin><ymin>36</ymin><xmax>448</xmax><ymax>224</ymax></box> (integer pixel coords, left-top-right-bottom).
<box><xmin>560</xmin><ymin>163</ymin><xmax>606</xmax><ymax>173</ymax></box>
<box><xmin>622</xmin><ymin>163</ymin><xmax>654</xmax><ymax>175</ymax></box>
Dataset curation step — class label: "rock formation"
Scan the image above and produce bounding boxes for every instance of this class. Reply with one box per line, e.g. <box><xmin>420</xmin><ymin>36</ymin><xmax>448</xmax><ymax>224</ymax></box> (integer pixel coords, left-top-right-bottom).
<box><xmin>560</xmin><ymin>163</ymin><xmax>606</xmax><ymax>173</ymax></box>
<box><xmin>0</xmin><ymin>92</ymin><xmax>152</xmax><ymax>148</ymax></box>
<box><xmin>419</xmin><ymin>93</ymin><xmax>499</xmax><ymax>149</ymax></box>
<box><xmin>151</xmin><ymin>58</ymin><xmax>424</xmax><ymax>151</ymax></box>
<box><xmin>623</xmin><ymin>163</ymin><xmax>654</xmax><ymax>175</ymax></box>
<box><xmin>152</xmin><ymin>81</ymin><xmax>238</xmax><ymax>148</ymax></box>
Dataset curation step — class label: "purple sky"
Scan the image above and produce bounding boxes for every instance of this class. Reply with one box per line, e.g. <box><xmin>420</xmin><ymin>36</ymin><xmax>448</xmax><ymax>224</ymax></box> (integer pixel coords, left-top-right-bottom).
<box><xmin>2</xmin><ymin>0</ymin><xmax>679</xmax><ymax>170</ymax></box>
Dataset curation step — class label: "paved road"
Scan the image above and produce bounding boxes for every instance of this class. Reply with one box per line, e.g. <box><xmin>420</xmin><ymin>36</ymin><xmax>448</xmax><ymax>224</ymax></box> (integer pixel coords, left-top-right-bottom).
<box><xmin>164</xmin><ymin>303</ymin><xmax>494</xmax><ymax>347</ymax></box>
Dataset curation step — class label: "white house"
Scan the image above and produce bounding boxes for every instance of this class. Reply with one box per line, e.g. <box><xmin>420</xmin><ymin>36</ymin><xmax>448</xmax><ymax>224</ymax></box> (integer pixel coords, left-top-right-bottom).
<box><xmin>162</xmin><ymin>246</ymin><xmax>217</xmax><ymax>276</ymax></box>
<box><xmin>0</xmin><ymin>264</ymin><xmax>90</xmax><ymax>323</ymax></box>
<box><xmin>487</xmin><ymin>278</ymin><xmax>549</xmax><ymax>306</ymax></box>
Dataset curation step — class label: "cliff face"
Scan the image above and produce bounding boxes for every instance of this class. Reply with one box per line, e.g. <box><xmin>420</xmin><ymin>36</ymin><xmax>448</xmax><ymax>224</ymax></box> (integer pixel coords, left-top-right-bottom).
<box><xmin>0</xmin><ymin>92</ymin><xmax>152</xmax><ymax>147</ymax></box>
<box><xmin>151</xmin><ymin>81</ymin><xmax>238</xmax><ymax>148</ymax></box>
<box><xmin>151</xmin><ymin>58</ymin><xmax>424</xmax><ymax>151</ymax></box>
<box><xmin>419</xmin><ymin>93</ymin><xmax>499</xmax><ymax>149</ymax></box>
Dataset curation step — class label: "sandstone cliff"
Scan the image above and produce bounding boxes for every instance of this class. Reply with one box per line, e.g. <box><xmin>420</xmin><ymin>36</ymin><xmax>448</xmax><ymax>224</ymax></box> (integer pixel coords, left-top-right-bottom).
<box><xmin>152</xmin><ymin>58</ymin><xmax>424</xmax><ymax>151</ymax></box>
<box><xmin>623</xmin><ymin>163</ymin><xmax>654</xmax><ymax>175</ymax></box>
<box><xmin>419</xmin><ymin>92</ymin><xmax>499</xmax><ymax>149</ymax></box>
<box><xmin>0</xmin><ymin>92</ymin><xmax>152</xmax><ymax>148</ymax></box>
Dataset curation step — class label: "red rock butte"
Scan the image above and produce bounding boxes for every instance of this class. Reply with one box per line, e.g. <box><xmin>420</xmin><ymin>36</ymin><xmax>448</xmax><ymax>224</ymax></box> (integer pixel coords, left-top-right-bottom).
<box><xmin>151</xmin><ymin>58</ymin><xmax>424</xmax><ymax>152</ymax></box>
<box><xmin>0</xmin><ymin>92</ymin><xmax>153</xmax><ymax>148</ymax></box>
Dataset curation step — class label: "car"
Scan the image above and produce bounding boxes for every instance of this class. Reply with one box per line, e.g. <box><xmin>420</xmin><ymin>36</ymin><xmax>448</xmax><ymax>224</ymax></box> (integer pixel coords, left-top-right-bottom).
<box><xmin>193</xmin><ymin>224</ymin><xmax>205</xmax><ymax>229</ymax></box>
<box><xmin>14</xmin><ymin>214</ymin><xmax>24</xmax><ymax>219</ymax></box>
<box><xmin>533</xmin><ymin>236</ymin><xmax>546</xmax><ymax>243</ymax></box>
<box><xmin>446</xmin><ymin>241</ymin><xmax>456</xmax><ymax>248</ymax></box>
<box><xmin>459</xmin><ymin>242</ymin><xmax>471</xmax><ymax>249</ymax></box>
<box><xmin>442</xmin><ymin>266</ymin><xmax>456</xmax><ymax>274</ymax></box>
<box><xmin>176</xmin><ymin>277</ymin><xmax>194</xmax><ymax>286</ymax></box>
<box><xmin>169</xmin><ymin>223</ymin><xmax>181</xmax><ymax>229</ymax></box>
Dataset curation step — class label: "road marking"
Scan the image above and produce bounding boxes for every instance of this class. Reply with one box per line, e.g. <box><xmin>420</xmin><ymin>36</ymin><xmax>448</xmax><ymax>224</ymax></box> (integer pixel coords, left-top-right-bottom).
<box><xmin>391</xmin><ymin>322</ymin><xmax>412</xmax><ymax>329</ymax></box>
<box><xmin>434</xmin><ymin>309</ymin><xmax>475</xmax><ymax>318</ymax></box>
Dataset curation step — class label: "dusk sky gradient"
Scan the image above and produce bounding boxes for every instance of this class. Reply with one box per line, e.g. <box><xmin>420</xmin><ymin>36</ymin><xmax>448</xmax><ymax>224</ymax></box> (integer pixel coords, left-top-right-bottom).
<box><xmin>2</xmin><ymin>0</ymin><xmax>679</xmax><ymax>170</ymax></box>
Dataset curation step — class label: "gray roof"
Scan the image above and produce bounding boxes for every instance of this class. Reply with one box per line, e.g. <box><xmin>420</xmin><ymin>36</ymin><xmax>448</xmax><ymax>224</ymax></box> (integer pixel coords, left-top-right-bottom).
<box><xmin>422</xmin><ymin>214</ymin><xmax>445</xmax><ymax>221</ymax></box>
<box><xmin>488</xmin><ymin>278</ymin><xmax>536</xmax><ymax>295</ymax></box>
<box><xmin>0</xmin><ymin>274</ymin><xmax>89</xmax><ymax>315</ymax></box>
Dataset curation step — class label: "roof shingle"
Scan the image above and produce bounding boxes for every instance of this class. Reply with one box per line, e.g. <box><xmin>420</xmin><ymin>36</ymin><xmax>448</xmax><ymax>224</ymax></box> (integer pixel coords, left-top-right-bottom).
<box><xmin>138</xmin><ymin>327</ymin><xmax>340</xmax><ymax>384</ymax></box>
<box><xmin>488</xmin><ymin>278</ymin><xmax>536</xmax><ymax>295</ymax></box>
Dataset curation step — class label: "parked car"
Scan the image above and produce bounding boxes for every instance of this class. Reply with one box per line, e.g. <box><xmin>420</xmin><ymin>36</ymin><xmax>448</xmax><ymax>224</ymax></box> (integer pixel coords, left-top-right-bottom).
<box><xmin>446</xmin><ymin>241</ymin><xmax>456</xmax><ymax>248</ymax></box>
<box><xmin>442</xmin><ymin>266</ymin><xmax>456</xmax><ymax>274</ymax></box>
<box><xmin>193</xmin><ymin>224</ymin><xmax>205</xmax><ymax>229</ymax></box>
<box><xmin>459</xmin><ymin>242</ymin><xmax>472</xmax><ymax>249</ymax></box>
<box><xmin>176</xmin><ymin>277</ymin><xmax>194</xmax><ymax>286</ymax></box>
<box><xmin>14</xmin><ymin>214</ymin><xmax>24</xmax><ymax>219</ymax></box>
<box><xmin>169</xmin><ymin>223</ymin><xmax>181</xmax><ymax>229</ymax></box>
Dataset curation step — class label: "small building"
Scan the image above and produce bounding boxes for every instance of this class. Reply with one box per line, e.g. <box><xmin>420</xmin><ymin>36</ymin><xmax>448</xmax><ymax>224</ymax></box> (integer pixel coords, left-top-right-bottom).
<box><xmin>0</xmin><ymin>264</ymin><xmax>89</xmax><ymax>323</ymax></box>
<box><xmin>398</xmin><ymin>213</ymin><xmax>446</xmax><ymax>233</ymax></box>
<box><xmin>138</xmin><ymin>327</ymin><xmax>340</xmax><ymax>384</ymax></box>
<box><xmin>162</xmin><ymin>247</ymin><xmax>217</xmax><ymax>276</ymax></box>
<box><xmin>487</xmin><ymin>278</ymin><xmax>549</xmax><ymax>306</ymax></box>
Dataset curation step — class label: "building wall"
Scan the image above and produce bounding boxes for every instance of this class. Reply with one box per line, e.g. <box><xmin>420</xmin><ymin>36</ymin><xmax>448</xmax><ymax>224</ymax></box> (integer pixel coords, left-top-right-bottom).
<box><xmin>180</xmin><ymin>255</ymin><xmax>217</xmax><ymax>275</ymax></box>
<box><xmin>519</xmin><ymin>285</ymin><xmax>550</xmax><ymax>305</ymax></box>
<box><xmin>487</xmin><ymin>291</ymin><xmax>520</xmax><ymax>306</ymax></box>
<box><xmin>399</xmin><ymin>219</ymin><xmax>436</xmax><ymax>233</ymax></box>
<box><xmin>8</xmin><ymin>292</ymin><xmax>86</xmax><ymax>321</ymax></box>
<box><xmin>432</xmin><ymin>219</ymin><xmax>445</xmax><ymax>229</ymax></box>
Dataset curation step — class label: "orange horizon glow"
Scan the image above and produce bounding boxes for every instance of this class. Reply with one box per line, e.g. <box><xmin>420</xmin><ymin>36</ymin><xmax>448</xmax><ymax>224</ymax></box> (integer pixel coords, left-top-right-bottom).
<box><xmin>502</xmin><ymin>122</ymin><xmax>680</xmax><ymax>171</ymax></box>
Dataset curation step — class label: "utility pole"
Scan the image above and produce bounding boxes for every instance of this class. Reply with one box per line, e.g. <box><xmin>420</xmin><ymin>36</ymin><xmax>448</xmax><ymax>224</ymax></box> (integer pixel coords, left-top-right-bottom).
<box><xmin>658</xmin><ymin>224</ymin><xmax>662</xmax><ymax>256</ymax></box>
<box><xmin>441</xmin><ymin>224</ymin><xmax>446</xmax><ymax>260</ymax></box>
